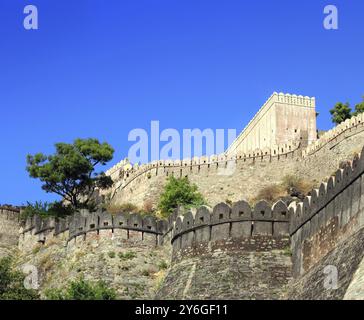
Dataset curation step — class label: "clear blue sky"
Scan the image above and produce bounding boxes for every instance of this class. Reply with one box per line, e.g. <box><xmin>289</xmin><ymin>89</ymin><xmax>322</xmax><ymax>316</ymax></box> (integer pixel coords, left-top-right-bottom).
<box><xmin>0</xmin><ymin>0</ymin><xmax>363</xmax><ymax>205</ymax></box>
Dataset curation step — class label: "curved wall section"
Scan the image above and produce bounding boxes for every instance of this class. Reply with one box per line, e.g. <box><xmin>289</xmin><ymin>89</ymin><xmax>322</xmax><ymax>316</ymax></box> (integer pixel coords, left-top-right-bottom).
<box><xmin>171</xmin><ymin>200</ymin><xmax>290</xmax><ymax>262</ymax></box>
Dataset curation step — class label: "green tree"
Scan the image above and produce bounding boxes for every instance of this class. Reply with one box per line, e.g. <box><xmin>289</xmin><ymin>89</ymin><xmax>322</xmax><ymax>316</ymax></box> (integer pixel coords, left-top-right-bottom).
<box><xmin>329</xmin><ymin>102</ymin><xmax>352</xmax><ymax>125</ymax></box>
<box><xmin>21</xmin><ymin>201</ymin><xmax>73</xmax><ymax>219</ymax></box>
<box><xmin>353</xmin><ymin>96</ymin><xmax>364</xmax><ymax>116</ymax></box>
<box><xmin>26</xmin><ymin>139</ymin><xmax>114</xmax><ymax>211</ymax></box>
<box><xmin>158</xmin><ymin>176</ymin><xmax>205</xmax><ymax>217</ymax></box>
<box><xmin>45</xmin><ymin>277</ymin><xmax>116</xmax><ymax>300</ymax></box>
<box><xmin>0</xmin><ymin>257</ymin><xmax>39</xmax><ymax>300</ymax></box>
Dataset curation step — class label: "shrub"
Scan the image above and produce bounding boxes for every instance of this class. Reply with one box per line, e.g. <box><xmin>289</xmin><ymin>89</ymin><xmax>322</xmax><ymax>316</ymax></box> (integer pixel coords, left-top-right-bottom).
<box><xmin>107</xmin><ymin>251</ymin><xmax>116</xmax><ymax>259</ymax></box>
<box><xmin>118</xmin><ymin>251</ymin><xmax>137</xmax><ymax>260</ymax></box>
<box><xmin>281</xmin><ymin>175</ymin><xmax>313</xmax><ymax>195</ymax></box>
<box><xmin>141</xmin><ymin>200</ymin><xmax>155</xmax><ymax>216</ymax></box>
<box><xmin>0</xmin><ymin>257</ymin><xmax>39</xmax><ymax>300</ymax></box>
<box><xmin>255</xmin><ymin>184</ymin><xmax>285</xmax><ymax>204</ymax></box>
<box><xmin>158</xmin><ymin>260</ymin><xmax>168</xmax><ymax>270</ymax></box>
<box><xmin>158</xmin><ymin>176</ymin><xmax>205</xmax><ymax>218</ymax></box>
<box><xmin>283</xmin><ymin>246</ymin><xmax>292</xmax><ymax>257</ymax></box>
<box><xmin>141</xmin><ymin>270</ymin><xmax>150</xmax><ymax>277</ymax></box>
<box><xmin>106</xmin><ymin>203</ymin><xmax>140</xmax><ymax>215</ymax></box>
<box><xmin>45</xmin><ymin>277</ymin><xmax>116</xmax><ymax>300</ymax></box>
<box><xmin>21</xmin><ymin>201</ymin><xmax>73</xmax><ymax>220</ymax></box>
<box><xmin>254</xmin><ymin>175</ymin><xmax>315</xmax><ymax>204</ymax></box>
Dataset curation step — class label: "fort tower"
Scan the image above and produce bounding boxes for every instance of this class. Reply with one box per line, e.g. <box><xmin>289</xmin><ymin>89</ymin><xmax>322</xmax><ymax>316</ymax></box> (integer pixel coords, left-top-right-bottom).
<box><xmin>226</xmin><ymin>92</ymin><xmax>317</xmax><ymax>156</ymax></box>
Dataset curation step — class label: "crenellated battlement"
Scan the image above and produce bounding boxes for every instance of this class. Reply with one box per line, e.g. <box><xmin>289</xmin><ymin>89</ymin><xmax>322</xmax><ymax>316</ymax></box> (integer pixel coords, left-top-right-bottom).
<box><xmin>289</xmin><ymin>145</ymin><xmax>364</xmax><ymax>277</ymax></box>
<box><xmin>106</xmin><ymin>110</ymin><xmax>364</xmax><ymax>185</ymax></box>
<box><xmin>19</xmin><ymin>210</ymin><xmax>169</xmax><ymax>249</ymax></box>
<box><xmin>105</xmin><ymin>140</ymin><xmax>302</xmax><ymax>200</ymax></box>
<box><xmin>169</xmin><ymin>200</ymin><xmax>290</xmax><ymax>263</ymax></box>
<box><xmin>303</xmin><ymin>112</ymin><xmax>364</xmax><ymax>157</ymax></box>
<box><xmin>3</xmin><ymin>92</ymin><xmax>364</xmax><ymax>300</ymax></box>
<box><xmin>0</xmin><ymin>206</ymin><xmax>21</xmax><ymax>220</ymax></box>
<box><xmin>103</xmin><ymin>102</ymin><xmax>364</xmax><ymax>212</ymax></box>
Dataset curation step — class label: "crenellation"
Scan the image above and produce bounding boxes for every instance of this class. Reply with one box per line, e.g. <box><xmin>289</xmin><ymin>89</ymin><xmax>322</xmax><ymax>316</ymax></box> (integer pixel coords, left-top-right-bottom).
<box><xmin>171</xmin><ymin>200</ymin><xmax>290</xmax><ymax>261</ymax></box>
<box><xmin>303</xmin><ymin>111</ymin><xmax>364</xmax><ymax>157</ymax></box>
<box><xmin>272</xmin><ymin>200</ymin><xmax>290</xmax><ymax>236</ymax></box>
<box><xmin>288</xmin><ymin>145</ymin><xmax>364</xmax><ymax>276</ymax></box>
<box><xmin>3</xmin><ymin>92</ymin><xmax>364</xmax><ymax>299</ymax></box>
<box><xmin>253</xmin><ymin>200</ymin><xmax>273</xmax><ymax>235</ymax></box>
<box><xmin>17</xmin><ymin>209</ymin><xmax>170</xmax><ymax>252</ymax></box>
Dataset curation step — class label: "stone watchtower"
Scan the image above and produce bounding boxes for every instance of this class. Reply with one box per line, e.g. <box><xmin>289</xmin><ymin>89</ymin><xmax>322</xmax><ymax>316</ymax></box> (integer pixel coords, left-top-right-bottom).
<box><xmin>226</xmin><ymin>92</ymin><xmax>317</xmax><ymax>156</ymax></box>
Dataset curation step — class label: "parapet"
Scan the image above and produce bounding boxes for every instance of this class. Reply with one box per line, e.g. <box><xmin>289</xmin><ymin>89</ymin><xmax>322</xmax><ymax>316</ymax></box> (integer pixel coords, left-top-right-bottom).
<box><xmin>290</xmin><ymin>144</ymin><xmax>364</xmax><ymax>236</ymax></box>
<box><xmin>103</xmin><ymin>140</ymin><xmax>302</xmax><ymax>200</ymax></box>
<box><xmin>289</xmin><ymin>144</ymin><xmax>364</xmax><ymax>276</ymax></box>
<box><xmin>0</xmin><ymin>205</ymin><xmax>21</xmax><ymax>221</ymax></box>
<box><xmin>171</xmin><ymin>200</ymin><xmax>290</xmax><ymax>253</ymax></box>
<box><xmin>303</xmin><ymin>112</ymin><xmax>364</xmax><ymax>157</ymax></box>
<box><xmin>20</xmin><ymin>210</ymin><xmax>169</xmax><ymax>247</ymax></box>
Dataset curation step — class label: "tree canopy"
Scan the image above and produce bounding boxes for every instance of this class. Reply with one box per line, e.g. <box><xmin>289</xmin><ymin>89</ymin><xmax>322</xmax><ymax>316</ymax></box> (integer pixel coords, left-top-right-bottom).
<box><xmin>158</xmin><ymin>176</ymin><xmax>205</xmax><ymax>217</ymax></box>
<box><xmin>353</xmin><ymin>97</ymin><xmax>364</xmax><ymax>116</ymax></box>
<box><xmin>26</xmin><ymin>139</ymin><xmax>114</xmax><ymax>210</ymax></box>
<box><xmin>329</xmin><ymin>102</ymin><xmax>352</xmax><ymax>125</ymax></box>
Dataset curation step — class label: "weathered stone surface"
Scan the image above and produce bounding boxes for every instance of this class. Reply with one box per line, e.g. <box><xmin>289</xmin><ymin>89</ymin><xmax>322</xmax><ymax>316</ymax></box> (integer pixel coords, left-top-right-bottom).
<box><xmin>287</xmin><ymin>228</ymin><xmax>364</xmax><ymax>300</ymax></box>
<box><xmin>0</xmin><ymin>208</ymin><xmax>21</xmax><ymax>258</ymax></box>
<box><xmin>157</xmin><ymin>236</ymin><xmax>292</xmax><ymax>300</ymax></box>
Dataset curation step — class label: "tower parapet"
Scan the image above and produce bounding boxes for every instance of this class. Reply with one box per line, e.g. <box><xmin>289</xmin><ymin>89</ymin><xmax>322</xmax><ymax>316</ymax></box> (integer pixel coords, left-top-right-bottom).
<box><xmin>226</xmin><ymin>92</ymin><xmax>316</xmax><ymax>156</ymax></box>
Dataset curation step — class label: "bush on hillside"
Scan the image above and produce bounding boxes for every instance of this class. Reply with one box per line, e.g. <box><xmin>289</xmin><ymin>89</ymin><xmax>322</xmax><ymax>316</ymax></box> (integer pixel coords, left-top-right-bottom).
<box><xmin>254</xmin><ymin>184</ymin><xmax>286</xmax><ymax>204</ymax></box>
<box><xmin>44</xmin><ymin>277</ymin><xmax>116</xmax><ymax>300</ymax></box>
<box><xmin>21</xmin><ymin>201</ymin><xmax>73</xmax><ymax>220</ymax></box>
<box><xmin>158</xmin><ymin>176</ymin><xmax>205</xmax><ymax>218</ymax></box>
<box><xmin>0</xmin><ymin>257</ymin><xmax>39</xmax><ymax>300</ymax></box>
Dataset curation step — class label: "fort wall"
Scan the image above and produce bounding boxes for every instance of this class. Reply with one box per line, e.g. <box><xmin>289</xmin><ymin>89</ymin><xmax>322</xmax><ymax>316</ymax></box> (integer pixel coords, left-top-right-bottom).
<box><xmin>0</xmin><ymin>207</ymin><xmax>21</xmax><ymax>257</ymax></box>
<box><xmin>156</xmin><ymin>201</ymin><xmax>292</xmax><ymax>299</ymax></box>
<box><xmin>289</xmin><ymin>145</ymin><xmax>364</xmax><ymax>277</ymax></box>
<box><xmin>19</xmin><ymin>211</ymin><xmax>169</xmax><ymax>253</ymax></box>
<box><xmin>3</xmin><ymin>93</ymin><xmax>364</xmax><ymax>299</ymax></box>
<box><xmin>104</xmin><ymin>110</ymin><xmax>364</xmax><ymax>210</ymax></box>
<box><xmin>170</xmin><ymin>201</ymin><xmax>290</xmax><ymax>262</ymax></box>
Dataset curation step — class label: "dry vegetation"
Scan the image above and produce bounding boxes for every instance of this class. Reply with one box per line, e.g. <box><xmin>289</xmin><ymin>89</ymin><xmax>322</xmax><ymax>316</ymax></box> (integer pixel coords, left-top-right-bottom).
<box><xmin>104</xmin><ymin>200</ymin><xmax>160</xmax><ymax>218</ymax></box>
<box><xmin>252</xmin><ymin>174</ymin><xmax>316</xmax><ymax>205</ymax></box>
